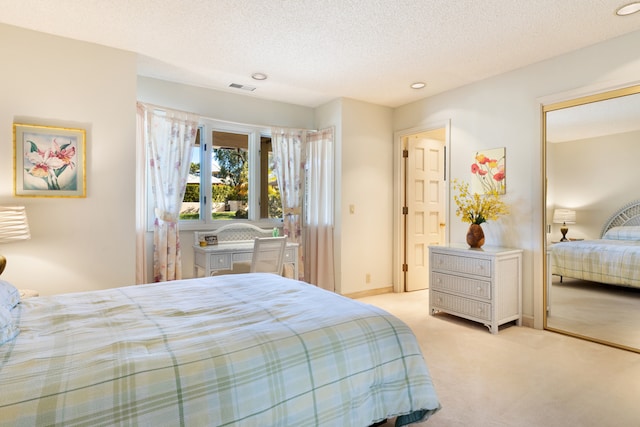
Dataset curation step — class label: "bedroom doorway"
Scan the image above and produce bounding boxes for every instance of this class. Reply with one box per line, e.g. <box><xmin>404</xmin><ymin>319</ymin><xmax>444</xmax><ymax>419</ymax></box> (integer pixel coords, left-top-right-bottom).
<box><xmin>394</xmin><ymin>125</ymin><xmax>449</xmax><ymax>292</ymax></box>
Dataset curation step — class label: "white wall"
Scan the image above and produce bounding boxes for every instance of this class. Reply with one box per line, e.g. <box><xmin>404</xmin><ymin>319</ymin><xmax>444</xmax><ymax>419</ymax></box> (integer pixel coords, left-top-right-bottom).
<box><xmin>0</xmin><ymin>24</ymin><xmax>137</xmax><ymax>295</ymax></box>
<box><xmin>548</xmin><ymin>130</ymin><xmax>640</xmax><ymax>240</ymax></box>
<box><xmin>340</xmin><ymin>99</ymin><xmax>394</xmax><ymax>295</ymax></box>
<box><xmin>393</xmin><ymin>30</ymin><xmax>640</xmax><ymax>327</ymax></box>
<box><xmin>138</xmin><ymin>77</ymin><xmax>315</xmax><ymax>130</ymax></box>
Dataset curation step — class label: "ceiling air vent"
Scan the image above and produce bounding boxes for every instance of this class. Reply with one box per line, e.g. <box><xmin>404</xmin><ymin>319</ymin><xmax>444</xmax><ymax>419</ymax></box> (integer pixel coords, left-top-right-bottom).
<box><xmin>229</xmin><ymin>83</ymin><xmax>256</xmax><ymax>91</ymax></box>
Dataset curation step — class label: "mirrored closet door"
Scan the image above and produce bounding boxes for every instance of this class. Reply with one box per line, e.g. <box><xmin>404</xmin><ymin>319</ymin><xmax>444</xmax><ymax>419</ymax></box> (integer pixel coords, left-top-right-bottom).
<box><xmin>544</xmin><ymin>85</ymin><xmax>640</xmax><ymax>353</ymax></box>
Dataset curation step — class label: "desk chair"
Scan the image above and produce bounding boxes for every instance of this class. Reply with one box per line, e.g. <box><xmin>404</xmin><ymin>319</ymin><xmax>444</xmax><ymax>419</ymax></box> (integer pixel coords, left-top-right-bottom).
<box><xmin>250</xmin><ymin>236</ymin><xmax>287</xmax><ymax>275</ymax></box>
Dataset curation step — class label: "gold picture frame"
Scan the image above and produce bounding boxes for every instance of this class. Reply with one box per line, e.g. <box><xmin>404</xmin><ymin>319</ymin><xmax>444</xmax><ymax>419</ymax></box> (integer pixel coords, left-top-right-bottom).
<box><xmin>13</xmin><ymin>123</ymin><xmax>86</xmax><ymax>198</ymax></box>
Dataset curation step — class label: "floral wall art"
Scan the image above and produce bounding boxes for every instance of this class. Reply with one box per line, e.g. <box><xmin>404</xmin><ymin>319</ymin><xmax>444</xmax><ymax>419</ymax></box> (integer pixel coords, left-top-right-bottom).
<box><xmin>471</xmin><ymin>147</ymin><xmax>506</xmax><ymax>194</ymax></box>
<box><xmin>13</xmin><ymin>123</ymin><xmax>86</xmax><ymax>197</ymax></box>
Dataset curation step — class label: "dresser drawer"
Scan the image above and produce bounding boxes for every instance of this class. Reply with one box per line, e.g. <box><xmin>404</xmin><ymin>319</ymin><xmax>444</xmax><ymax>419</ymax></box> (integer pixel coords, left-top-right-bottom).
<box><xmin>431</xmin><ymin>252</ymin><xmax>491</xmax><ymax>278</ymax></box>
<box><xmin>431</xmin><ymin>272</ymin><xmax>491</xmax><ymax>299</ymax></box>
<box><xmin>431</xmin><ymin>290</ymin><xmax>490</xmax><ymax>321</ymax></box>
<box><xmin>232</xmin><ymin>252</ymin><xmax>253</xmax><ymax>263</ymax></box>
<box><xmin>210</xmin><ymin>253</ymin><xmax>232</xmax><ymax>269</ymax></box>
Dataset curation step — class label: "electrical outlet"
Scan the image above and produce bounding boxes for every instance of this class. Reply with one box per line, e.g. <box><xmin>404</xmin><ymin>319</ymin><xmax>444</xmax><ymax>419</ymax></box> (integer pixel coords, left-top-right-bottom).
<box><xmin>365</xmin><ymin>273</ymin><xmax>371</xmax><ymax>283</ymax></box>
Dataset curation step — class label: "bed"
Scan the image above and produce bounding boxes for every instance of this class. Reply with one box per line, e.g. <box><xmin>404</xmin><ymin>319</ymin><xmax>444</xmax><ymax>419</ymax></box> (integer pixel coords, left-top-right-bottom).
<box><xmin>551</xmin><ymin>199</ymin><xmax>640</xmax><ymax>288</ymax></box>
<box><xmin>0</xmin><ymin>273</ymin><xmax>440</xmax><ymax>426</ymax></box>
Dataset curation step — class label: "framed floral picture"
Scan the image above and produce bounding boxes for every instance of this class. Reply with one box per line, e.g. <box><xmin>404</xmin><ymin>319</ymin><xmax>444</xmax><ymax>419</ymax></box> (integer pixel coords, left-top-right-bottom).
<box><xmin>13</xmin><ymin>123</ymin><xmax>86</xmax><ymax>198</ymax></box>
<box><xmin>471</xmin><ymin>147</ymin><xmax>506</xmax><ymax>195</ymax></box>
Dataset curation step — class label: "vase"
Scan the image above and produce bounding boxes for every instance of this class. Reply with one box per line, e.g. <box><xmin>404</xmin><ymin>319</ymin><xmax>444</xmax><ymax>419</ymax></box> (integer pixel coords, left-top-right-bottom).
<box><xmin>466</xmin><ymin>223</ymin><xmax>485</xmax><ymax>248</ymax></box>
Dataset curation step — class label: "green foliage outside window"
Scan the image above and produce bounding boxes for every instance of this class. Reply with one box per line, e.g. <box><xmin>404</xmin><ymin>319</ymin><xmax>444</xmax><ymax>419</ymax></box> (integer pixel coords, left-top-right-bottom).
<box><xmin>183</xmin><ymin>183</ymin><xmax>199</xmax><ymax>202</ymax></box>
<box><xmin>268</xmin><ymin>185</ymin><xmax>282</xmax><ymax>218</ymax></box>
<box><xmin>183</xmin><ymin>183</ymin><xmax>235</xmax><ymax>203</ymax></box>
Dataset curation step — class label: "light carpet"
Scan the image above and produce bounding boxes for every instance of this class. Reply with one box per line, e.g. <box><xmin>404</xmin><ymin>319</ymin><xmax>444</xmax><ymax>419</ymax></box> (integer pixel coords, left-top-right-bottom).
<box><xmin>547</xmin><ymin>276</ymin><xmax>640</xmax><ymax>350</ymax></box>
<box><xmin>358</xmin><ymin>290</ymin><xmax>640</xmax><ymax>427</ymax></box>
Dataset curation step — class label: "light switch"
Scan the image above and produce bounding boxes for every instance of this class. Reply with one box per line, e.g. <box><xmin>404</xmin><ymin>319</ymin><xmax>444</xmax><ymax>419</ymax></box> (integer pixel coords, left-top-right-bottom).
<box><xmin>349</xmin><ymin>204</ymin><xmax>355</xmax><ymax>214</ymax></box>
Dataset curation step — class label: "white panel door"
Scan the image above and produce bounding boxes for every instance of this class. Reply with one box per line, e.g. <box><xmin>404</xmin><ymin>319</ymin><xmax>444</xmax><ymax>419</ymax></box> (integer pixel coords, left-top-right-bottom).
<box><xmin>406</xmin><ymin>134</ymin><xmax>445</xmax><ymax>291</ymax></box>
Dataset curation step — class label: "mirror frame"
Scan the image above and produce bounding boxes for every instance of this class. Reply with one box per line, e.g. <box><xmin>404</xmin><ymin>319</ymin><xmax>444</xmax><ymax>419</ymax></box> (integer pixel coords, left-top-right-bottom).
<box><xmin>542</xmin><ymin>84</ymin><xmax>640</xmax><ymax>354</ymax></box>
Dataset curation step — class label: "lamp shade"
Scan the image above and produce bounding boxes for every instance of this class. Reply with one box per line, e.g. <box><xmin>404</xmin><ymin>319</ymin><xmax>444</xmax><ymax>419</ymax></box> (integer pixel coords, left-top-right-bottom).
<box><xmin>552</xmin><ymin>209</ymin><xmax>576</xmax><ymax>225</ymax></box>
<box><xmin>0</xmin><ymin>206</ymin><xmax>31</xmax><ymax>243</ymax></box>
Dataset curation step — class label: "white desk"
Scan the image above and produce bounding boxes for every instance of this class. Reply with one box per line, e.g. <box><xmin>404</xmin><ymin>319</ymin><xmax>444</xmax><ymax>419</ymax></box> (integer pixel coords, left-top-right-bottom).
<box><xmin>193</xmin><ymin>241</ymin><xmax>299</xmax><ymax>278</ymax></box>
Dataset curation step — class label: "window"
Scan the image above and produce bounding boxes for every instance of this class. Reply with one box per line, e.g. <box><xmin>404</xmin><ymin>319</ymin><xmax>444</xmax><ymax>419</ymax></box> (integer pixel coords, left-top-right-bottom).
<box><xmin>178</xmin><ymin>120</ymin><xmax>281</xmax><ymax>228</ymax></box>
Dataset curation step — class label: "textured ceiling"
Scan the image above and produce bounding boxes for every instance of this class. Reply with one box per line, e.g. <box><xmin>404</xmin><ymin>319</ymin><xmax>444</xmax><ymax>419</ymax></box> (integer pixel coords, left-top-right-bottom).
<box><xmin>1</xmin><ymin>0</ymin><xmax>640</xmax><ymax>107</ymax></box>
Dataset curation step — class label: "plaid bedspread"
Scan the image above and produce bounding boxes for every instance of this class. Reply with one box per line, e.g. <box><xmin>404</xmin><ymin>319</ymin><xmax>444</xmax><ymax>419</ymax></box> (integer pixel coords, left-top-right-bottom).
<box><xmin>551</xmin><ymin>239</ymin><xmax>640</xmax><ymax>288</ymax></box>
<box><xmin>0</xmin><ymin>273</ymin><xmax>440</xmax><ymax>426</ymax></box>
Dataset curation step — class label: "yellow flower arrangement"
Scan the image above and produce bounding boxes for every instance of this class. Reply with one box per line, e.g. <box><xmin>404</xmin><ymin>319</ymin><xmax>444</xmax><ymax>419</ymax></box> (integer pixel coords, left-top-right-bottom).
<box><xmin>453</xmin><ymin>179</ymin><xmax>509</xmax><ymax>225</ymax></box>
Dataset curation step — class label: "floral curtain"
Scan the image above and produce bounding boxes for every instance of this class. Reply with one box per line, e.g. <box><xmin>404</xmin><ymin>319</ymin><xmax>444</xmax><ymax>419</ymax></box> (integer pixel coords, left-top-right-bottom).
<box><xmin>271</xmin><ymin>128</ymin><xmax>307</xmax><ymax>280</ymax></box>
<box><xmin>304</xmin><ymin>128</ymin><xmax>335</xmax><ymax>291</ymax></box>
<box><xmin>139</xmin><ymin>102</ymin><xmax>199</xmax><ymax>282</ymax></box>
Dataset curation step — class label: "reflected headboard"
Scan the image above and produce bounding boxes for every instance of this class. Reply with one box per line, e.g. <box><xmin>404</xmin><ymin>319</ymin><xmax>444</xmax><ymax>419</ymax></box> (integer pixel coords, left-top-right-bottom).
<box><xmin>600</xmin><ymin>199</ymin><xmax>640</xmax><ymax>237</ymax></box>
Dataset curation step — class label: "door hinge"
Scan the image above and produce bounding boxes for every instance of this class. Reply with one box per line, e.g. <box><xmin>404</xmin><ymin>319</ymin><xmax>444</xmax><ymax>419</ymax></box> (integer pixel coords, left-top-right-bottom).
<box><xmin>402</xmin><ymin>264</ymin><xmax>408</xmax><ymax>272</ymax></box>
<box><xmin>402</xmin><ymin>149</ymin><xmax>408</xmax><ymax>158</ymax></box>
<box><xmin>402</xmin><ymin>206</ymin><xmax>408</xmax><ymax>215</ymax></box>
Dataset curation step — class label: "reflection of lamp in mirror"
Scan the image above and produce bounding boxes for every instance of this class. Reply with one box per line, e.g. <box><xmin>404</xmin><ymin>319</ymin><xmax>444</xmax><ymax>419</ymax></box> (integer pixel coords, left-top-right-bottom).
<box><xmin>553</xmin><ymin>208</ymin><xmax>576</xmax><ymax>242</ymax></box>
<box><xmin>0</xmin><ymin>207</ymin><xmax>31</xmax><ymax>275</ymax></box>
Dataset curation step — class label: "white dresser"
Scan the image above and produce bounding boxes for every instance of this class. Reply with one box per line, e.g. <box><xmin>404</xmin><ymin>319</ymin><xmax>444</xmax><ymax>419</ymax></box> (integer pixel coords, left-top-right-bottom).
<box><xmin>429</xmin><ymin>244</ymin><xmax>523</xmax><ymax>334</ymax></box>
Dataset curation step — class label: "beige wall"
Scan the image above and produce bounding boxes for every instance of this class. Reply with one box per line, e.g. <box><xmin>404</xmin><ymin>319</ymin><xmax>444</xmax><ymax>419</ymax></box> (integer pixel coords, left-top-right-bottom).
<box><xmin>548</xmin><ymin>130</ymin><xmax>640</xmax><ymax>240</ymax></box>
<box><xmin>0</xmin><ymin>24</ymin><xmax>137</xmax><ymax>295</ymax></box>
<box><xmin>339</xmin><ymin>99</ymin><xmax>394</xmax><ymax>295</ymax></box>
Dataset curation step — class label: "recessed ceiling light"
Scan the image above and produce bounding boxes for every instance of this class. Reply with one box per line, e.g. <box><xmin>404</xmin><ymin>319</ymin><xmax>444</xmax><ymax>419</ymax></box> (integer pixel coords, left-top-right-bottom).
<box><xmin>410</xmin><ymin>82</ymin><xmax>426</xmax><ymax>89</ymax></box>
<box><xmin>251</xmin><ymin>72</ymin><xmax>268</xmax><ymax>81</ymax></box>
<box><xmin>616</xmin><ymin>2</ymin><xmax>640</xmax><ymax>16</ymax></box>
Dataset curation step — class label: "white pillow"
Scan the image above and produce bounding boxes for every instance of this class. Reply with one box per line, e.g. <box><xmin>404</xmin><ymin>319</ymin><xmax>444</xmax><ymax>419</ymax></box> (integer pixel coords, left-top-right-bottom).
<box><xmin>603</xmin><ymin>226</ymin><xmax>640</xmax><ymax>241</ymax></box>
<box><xmin>0</xmin><ymin>306</ymin><xmax>19</xmax><ymax>345</ymax></box>
<box><xmin>0</xmin><ymin>280</ymin><xmax>20</xmax><ymax>310</ymax></box>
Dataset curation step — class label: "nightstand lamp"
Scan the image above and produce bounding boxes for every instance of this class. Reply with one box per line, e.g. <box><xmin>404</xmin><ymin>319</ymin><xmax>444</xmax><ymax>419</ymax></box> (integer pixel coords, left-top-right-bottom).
<box><xmin>553</xmin><ymin>208</ymin><xmax>576</xmax><ymax>242</ymax></box>
<box><xmin>0</xmin><ymin>206</ymin><xmax>31</xmax><ymax>275</ymax></box>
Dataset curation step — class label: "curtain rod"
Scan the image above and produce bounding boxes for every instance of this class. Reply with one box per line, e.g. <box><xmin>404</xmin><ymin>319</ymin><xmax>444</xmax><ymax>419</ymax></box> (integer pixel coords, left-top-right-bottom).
<box><xmin>137</xmin><ymin>101</ymin><xmax>317</xmax><ymax>132</ymax></box>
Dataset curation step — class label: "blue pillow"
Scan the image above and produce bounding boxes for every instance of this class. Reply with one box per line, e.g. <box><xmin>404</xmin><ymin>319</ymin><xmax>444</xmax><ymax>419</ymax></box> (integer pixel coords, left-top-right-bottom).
<box><xmin>603</xmin><ymin>226</ymin><xmax>640</xmax><ymax>241</ymax></box>
<box><xmin>0</xmin><ymin>280</ymin><xmax>21</xmax><ymax>310</ymax></box>
<box><xmin>0</xmin><ymin>306</ymin><xmax>19</xmax><ymax>345</ymax></box>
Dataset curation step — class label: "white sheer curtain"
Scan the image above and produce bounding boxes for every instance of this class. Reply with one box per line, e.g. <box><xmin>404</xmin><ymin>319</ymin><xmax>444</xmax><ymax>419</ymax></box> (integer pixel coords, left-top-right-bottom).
<box><xmin>138</xmin><ymin>102</ymin><xmax>199</xmax><ymax>282</ymax></box>
<box><xmin>272</xmin><ymin>128</ymin><xmax>307</xmax><ymax>280</ymax></box>
<box><xmin>305</xmin><ymin>128</ymin><xmax>335</xmax><ymax>291</ymax></box>
<box><xmin>272</xmin><ymin>126</ymin><xmax>335</xmax><ymax>290</ymax></box>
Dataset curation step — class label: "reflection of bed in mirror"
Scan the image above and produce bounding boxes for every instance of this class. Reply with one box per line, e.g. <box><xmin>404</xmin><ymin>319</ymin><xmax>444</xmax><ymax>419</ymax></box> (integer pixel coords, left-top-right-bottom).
<box><xmin>551</xmin><ymin>200</ymin><xmax>640</xmax><ymax>288</ymax></box>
